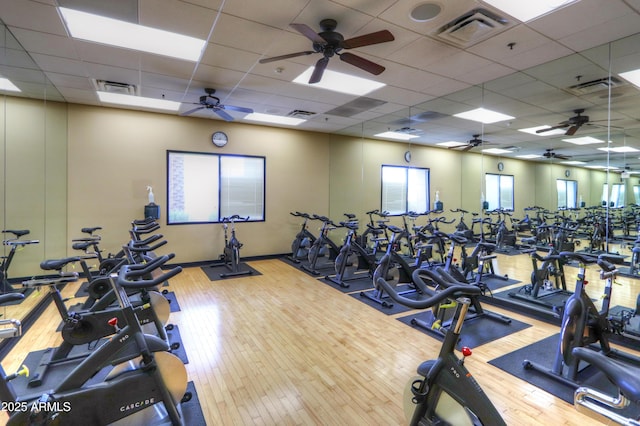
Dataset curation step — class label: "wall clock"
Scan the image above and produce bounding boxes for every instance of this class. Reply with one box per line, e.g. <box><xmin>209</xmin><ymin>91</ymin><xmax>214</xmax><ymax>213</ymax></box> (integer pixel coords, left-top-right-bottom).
<box><xmin>497</xmin><ymin>162</ymin><xmax>504</xmax><ymax>172</ymax></box>
<box><xmin>404</xmin><ymin>150</ymin><xmax>412</xmax><ymax>163</ymax></box>
<box><xmin>565</xmin><ymin>169</ymin><xmax>571</xmax><ymax>177</ymax></box>
<box><xmin>212</xmin><ymin>131</ymin><xmax>228</xmax><ymax>147</ymax></box>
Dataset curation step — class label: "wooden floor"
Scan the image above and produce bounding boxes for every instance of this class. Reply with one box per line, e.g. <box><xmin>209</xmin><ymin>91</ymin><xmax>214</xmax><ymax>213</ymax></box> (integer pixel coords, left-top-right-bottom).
<box><xmin>2</xmin><ymin>245</ymin><xmax>640</xmax><ymax>425</ymax></box>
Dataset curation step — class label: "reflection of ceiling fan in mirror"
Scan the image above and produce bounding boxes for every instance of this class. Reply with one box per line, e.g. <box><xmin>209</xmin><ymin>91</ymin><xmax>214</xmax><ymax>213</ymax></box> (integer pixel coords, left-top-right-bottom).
<box><xmin>448</xmin><ymin>134</ymin><xmax>493</xmax><ymax>152</ymax></box>
<box><xmin>543</xmin><ymin>148</ymin><xmax>571</xmax><ymax>160</ymax></box>
<box><xmin>536</xmin><ymin>108</ymin><xmax>615</xmax><ymax>136</ymax></box>
<box><xmin>181</xmin><ymin>88</ymin><xmax>254</xmax><ymax>121</ymax></box>
<box><xmin>259</xmin><ymin>19</ymin><xmax>394</xmax><ymax>84</ymax></box>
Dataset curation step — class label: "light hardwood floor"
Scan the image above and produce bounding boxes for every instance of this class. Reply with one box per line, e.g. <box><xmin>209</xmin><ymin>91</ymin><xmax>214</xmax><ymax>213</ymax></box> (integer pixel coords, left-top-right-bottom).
<box><xmin>1</xmin><ymin>247</ymin><xmax>639</xmax><ymax>425</ymax></box>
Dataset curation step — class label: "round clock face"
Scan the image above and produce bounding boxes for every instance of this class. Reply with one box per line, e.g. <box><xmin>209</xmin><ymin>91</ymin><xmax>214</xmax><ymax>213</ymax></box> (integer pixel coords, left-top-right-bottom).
<box><xmin>497</xmin><ymin>162</ymin><xmax>504</xmax><ymax>171</ymax></box>
<box><xmin>565</xmin><ymin>169</ymin><xmax>571</xmax><ymax>177</ymax></box>
<box><xmin>212</xmin><ymin>131</ymin><xmax>228</xmax><ymax>147</ymax></box>
<box><xmin>404</xmin><ymin>150</ymin><xmax>412</xmax><ymax>163</ymax></box>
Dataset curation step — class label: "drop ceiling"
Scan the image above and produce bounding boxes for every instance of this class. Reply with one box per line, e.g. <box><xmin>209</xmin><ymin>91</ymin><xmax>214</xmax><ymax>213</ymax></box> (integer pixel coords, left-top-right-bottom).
<box><xmin>1</xmin><ymin>0</ymin><xmax>640</xmax><ymax>169</ymax></box>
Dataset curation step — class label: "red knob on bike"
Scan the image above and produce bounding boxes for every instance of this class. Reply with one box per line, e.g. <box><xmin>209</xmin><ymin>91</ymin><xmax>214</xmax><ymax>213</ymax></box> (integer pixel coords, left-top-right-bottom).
<box><xmin>108</xmin><ymin>318</ymin><xmax>118</xmax><ymax>327</ymax></box>
<box><xmin>461</xmin><ymin>347</ymin><xmax>472</xmax><ymax>357</ymax></box>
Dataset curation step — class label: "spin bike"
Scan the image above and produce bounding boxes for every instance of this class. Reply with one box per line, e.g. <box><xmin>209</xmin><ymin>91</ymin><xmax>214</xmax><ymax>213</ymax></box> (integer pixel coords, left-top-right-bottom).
<box><xmin>523</xmin><ymin>251</ymin><xmax>640</xmax><ymax>388</ymax></box>
<box><xmin>212</xmin><ymin>215</ymin><xmax>252</xmax><ymax>278</ymax></box>
<box><xmin>301</xmin><ymin>215</ymin><xmax>342</xmax><ymax>275</ymax></box>
<box><xmin>326</xmin><ymin>220</ymin><xmax>385</xmax><ymax>288</ymax></box>
<box><xmin>0</xmin><ymin>258</ymin><xmax>190</xmax><ymax>425</ymax></box>
<box><xmin>375</xmin><ymin>275</ymin><xmax>507</xmax><ymax>425</ymax></box>
<box><xmin>288</xmin><ymin>212</ymin><xmax>317</xmax><ymax>263</ymax></box>
<box><xmin>0</xmin><ymin>229</ymin><xmax>39</xmax><ymax>294</ymax></box>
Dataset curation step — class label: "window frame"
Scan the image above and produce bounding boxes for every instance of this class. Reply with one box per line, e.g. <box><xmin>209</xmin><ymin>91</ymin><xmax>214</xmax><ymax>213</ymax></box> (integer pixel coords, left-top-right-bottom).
<box><xmin>166</xmin><ymin>150</ymin><xmax>266</xmax><ymax>225</ymax></box>
<box><xmin>484</xmin><ymin>173</ymin><xmax>514</xmax><ymax>211</ymax></box>
<box><xmin>380</xmin><ymin>164</ymin><xmax>430</xmax><ymax>215</ymax></box>
<box><xmin>556</xmin><ymin>179</ymin><xmax>578</xmax><ymax>209</ymax></box>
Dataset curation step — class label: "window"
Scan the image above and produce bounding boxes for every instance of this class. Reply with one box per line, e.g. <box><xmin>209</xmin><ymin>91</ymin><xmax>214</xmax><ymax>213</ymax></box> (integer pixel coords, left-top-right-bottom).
<box><xmin>167</xmin><ymin>151</ymin><xmax>265</xmax><ymax>224</ymax></box>
<box><xmin>602</xmin><ymin>183</ymin><xmax>609</xmax><ymax>207</ymax></box>
<box><xmin>610</xmin><ymin>183</ymin><xmax>625</xmax><ymax>208</ymax></box>
<box><xmin>556</xmin><ymin>179</ymin><xmax>577</xmax><ymax>209</ymax></box>
<box><xmin>381</xmin><ymin>165</ymin><xmax>430</xmax><ymax>214</ymax></box>
<box><xmin>634</xmin><ymin>185</ymin><xmax>640</xmax><ymax>204</ymax></box>
<box><xmin>485</xmin><ymin>174</ymin><xmax>514</xmax><ymax>211</ymax></box>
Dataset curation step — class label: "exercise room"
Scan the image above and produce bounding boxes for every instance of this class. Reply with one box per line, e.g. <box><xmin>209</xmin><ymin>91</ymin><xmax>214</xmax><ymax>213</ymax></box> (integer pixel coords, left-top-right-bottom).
<box><xmin>1</xmin><ymin>0</ymin><xmax>640</xmax><ymax>424</ymax></box>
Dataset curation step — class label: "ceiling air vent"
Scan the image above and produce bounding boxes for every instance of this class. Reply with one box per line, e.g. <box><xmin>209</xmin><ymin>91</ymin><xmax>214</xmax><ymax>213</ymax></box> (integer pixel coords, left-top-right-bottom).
<box><xmin>566</xmin><ymin>76</ymin><xmax>624</xmax><ymax>96</ymax></box>
<box><xmin>92</xmin><ymin>79</ymin><xmax>137</xmax><ymax>95</ymax></box>
<box><xmin>435</xmin><ymin>8</ymin><xmax>508</xmax><ymax>46</ymax></box>
<box><xmin>287</xmin><ymin>109</ymin><xmax>316</xmax><ymax>119</ymax></box>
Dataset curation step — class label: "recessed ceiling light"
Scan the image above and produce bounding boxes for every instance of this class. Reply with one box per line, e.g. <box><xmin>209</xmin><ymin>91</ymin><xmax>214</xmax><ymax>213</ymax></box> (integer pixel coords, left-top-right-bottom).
<box><xmin>437</xmin><ymin>141</ymin><xmax>466</xmax><ymax>147</ymax></box>
<box><xmin>561</xmin><ymin>160</ymin><xmax>587</xmax><ymax>165</ymax></box>
<box><xmin>516</xmin><ymin>154</ymin><xmax>543</xmax><ymax>159</ymax></box>
<box><xmin>244</xmin><ymin>112</ymin><xmax>306</xmax><ymax>126</ymax></box>
<box><xmin>482</xmin><ymin>0</ymin><xmax>579</xmax><ymax>22</ymax></box>
<box><xmin>97</xmin><ymin>91</ymin><xmax>181</xmax><ymax>111</ymax></box>
<box><xmin>293</xmin><ymin>67</ymin><xmax>385</xmax><ymax>96</ymax></box>
<box><xmin>562</xmin><ymin>136</ymin><xmax>605</xmax><ymax>145</ymax></box>
<box><xmin>518</xmin><ymin>125</ymin><xmax>566</xmax><ymax>136</ymax></box>
<box><xmin>453</xmin><ymin>107</ymin><xmax>514</xmax><ymax>124</ymax></box>
<box><xmin>59</xmin><ymin>7</ymin><xmax>206</xmax><ymax>61</ymax></box>
<box><xmin>482</xmin><ymin>148</ymin><xmax>512</xmax><ymax>154</ymax></box>
<box><xmin>598</xmin><ymin>146</ymin><xmax>640</xmax><ymax>153</ymax></box>
<box><xmin>586</xmin><ymin>165</ymin><xmax>618</xmax><ymax>170</ymax></box>
<box><xmin>0</xmin><ymin>78</ymin><xmax>20</xmax><ymax>92</ymax></box>
<box><xmin>374</xmin><ymin>131</ymin><xmax>419</xmax><ymax>141</ymax></box>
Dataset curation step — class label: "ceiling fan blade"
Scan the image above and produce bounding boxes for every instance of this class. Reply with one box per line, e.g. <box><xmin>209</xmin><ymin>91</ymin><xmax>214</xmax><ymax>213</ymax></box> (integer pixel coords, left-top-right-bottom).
<box><xmin>342</xmin><ymin>30</ymin><xmax>395</xmax><ymax>49</ymax></box>
<box><xmin>290</xmin><ymin>23</ymin><xmax>326</xmax><ymax>44</ymax></box>
<box><xmin>180</xmin><ymin>106</ymin><xmax>205</xmax><ymax>116</ymax></box>
<box><xmin>565</xmin><ymin>125</ymin><xmax>580</xmax><ymax>136</ymax></box>
<box><xmin>535</xmin><ymin>124</ymin><xmax>568</xmax><ymax>134</ymax></box>
<box><xmin>259</xmin><ymin>51</ymin><xmax>315</xmax><ymax>64</ymax></box>
<box><xmin>309</xmin><ymin>57</ymin><xmax>329</xmax><ymax>84</ymax></box>
<box><xmin>447</xmin><ymin>144</ymin><xmax>467</xmax><ymax>150</ymax></box>
<box><xmin>214</xmin><ymin>108</ymin><xmax>234</xmax><ymax>122</ymax></box>
<box><xmin>224</xmin><ymin>104</ymin><xmax>254</xmax><ymax>114</ymax></box>
<box><xmin>339</xmin><ymin>52</ymin><xmax>385</xmax><ymax>75</ymax></box>
<box><xmin>461</xmin><ymin>145</ymin><xmax>475</xmax><ymax>152</ymax></box>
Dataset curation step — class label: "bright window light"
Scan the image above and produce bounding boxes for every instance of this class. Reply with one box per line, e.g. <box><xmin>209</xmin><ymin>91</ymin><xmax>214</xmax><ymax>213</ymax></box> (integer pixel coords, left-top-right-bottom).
<box><xmin>374</xmin><ymin>131</ymin><xmax>419</xmax><ymax>141</ymax></box>
<box><xmin>437</xmin><ymin>141</ymin><xmax>466</xmax><ymax>147</ymax></box>
<box><xmin>561</xmin><ymin>160</ymin><xmax>586</xmax><ymax>165</ymax></box>
<box><xmin>518</xmin><ymin>125</ymin><xmax>566</xmax><ymax>136</ymax></box>
<box><xmin>482</xmin><ymin>0</ymin><xmax>579</xmax><ymax>22</ymax></box>
<box><xmin>562</xmin><ymin>136</ymin><xmax>605</xmax><ymax>145</ymax></box>
<box><xmin>619</xmin><ymin>69</ymin><xmax>640</xmax><ymax>87</ymax></box>
<box><xmin>598</xmin><ymin>146</ymin><xmax>640</xmax><ymax>153</ymax></box>
<box><xmin>97</xmin><ymin>91</ymin><xmax>181</xmax><ymax>111</ymax></box>
<box><xmin>482</xmin><ymin>148</ymin><xmax>512</xmax><ymax>154</ymax></box>
<box><xmin>586</xmin><ymin>165</ymin><xmax>618</xmax><ymax>170</ymax></box>
<box><xmin>453</xmin><ymin>107</ymin><xmax>514</xmax><ymax>124</ymax></box>
<box><xmin>0</xmin><ymin>78</ymin><xmax>20</xmax><ymax>92</ymax></box>
<box><xmin>516</xmin><ymin>154</ymin><xmax>543</xmax><ymax>159</ymax></box>
<box><xmin>293</xmin><ymin>67</ymin><xmax>385</xmax><ymax>96</ymax></box>
<box><xmin>59</xmin><ymin>7</ymin><xmax>206</xmax><ymax>61</ymax></box>
<box><xmin>244</xmin><ymin>112</ymin><xmax>306</xmax><ymax>126</ymax></box>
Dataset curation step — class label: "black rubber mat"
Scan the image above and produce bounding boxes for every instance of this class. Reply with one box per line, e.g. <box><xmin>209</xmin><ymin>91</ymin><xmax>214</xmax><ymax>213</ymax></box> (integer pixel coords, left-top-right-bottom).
<box><xmin>397</xmin><ymin>309</ymin><xmax>530</xmax><ymax>349</ymax></box>
<box><xmin>349</xmin><ymin>284</ymin><xmax>421</xmax><ymax>315</ymax></box>
<box><xmin>182</xmin><ymin>381</ymin><xmax>207</xmax><ymax>425</ymax></box>
<box><xmin>201</xmin><ymin>263</ymin><xmax>261</xmax><ymax>281</ymax></box>
<box><xmin>320</xmin><ymin>274</ymin><xmax>373</xmax><ymax>293</ymax></box>
<box><xmin>488</xmin><ymin>333</ymin><xmax>640</xmax><ymax>419</ymax></box>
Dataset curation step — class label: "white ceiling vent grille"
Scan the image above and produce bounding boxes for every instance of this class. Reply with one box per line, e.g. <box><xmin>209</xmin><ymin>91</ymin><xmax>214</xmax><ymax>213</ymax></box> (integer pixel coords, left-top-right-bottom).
<box><xmin>435</xmin><ymin>8</ymin><xmax>508</xmax><ymax>47</ymax></box>
<box><xmin>287</xmin><ymin>109</ymin><xmax>316</xmax><ymax>119</ymax></box>
<box><xmin>92</xmin><ymin>79</ymin><xmax>137</xmax><ymax>95</ymax></box>
<box><xmin>566</xmin><ymin>76</ymin><xmax>624</xmax><ymax>96</ymax></box>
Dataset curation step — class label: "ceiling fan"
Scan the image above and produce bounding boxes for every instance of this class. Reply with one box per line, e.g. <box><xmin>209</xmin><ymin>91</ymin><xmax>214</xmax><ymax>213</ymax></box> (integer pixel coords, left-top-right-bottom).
<box><xmin>181</xmin><ymin>88</ymin><xmax>253</xmax><ymax>121</ymax></box>
<box><xmin>536</xmin><ymin>109</ymin><xmax>591</xmax><ymax>136</ymax></box>
<box><xmin>543</xmin><ymin>148</ymin><xmax>571</xmax><ymax>160</ymax></box>
<box><xmin>259</xmin><ymin>19</ymin><xmax>394</xmax><ymax>84</ymax></box>
<box><xmin>448</xmin><ymin>135</ymin><xmax>492</xmax><ymax>152</ymax></box>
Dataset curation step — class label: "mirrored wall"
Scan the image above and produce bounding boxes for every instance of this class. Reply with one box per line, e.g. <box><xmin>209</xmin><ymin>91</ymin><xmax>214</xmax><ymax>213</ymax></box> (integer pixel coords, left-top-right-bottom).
<box><xmin>1</xmin><ymin>21</ymin><xmax>68</xmax><ymax>328</ymax></box>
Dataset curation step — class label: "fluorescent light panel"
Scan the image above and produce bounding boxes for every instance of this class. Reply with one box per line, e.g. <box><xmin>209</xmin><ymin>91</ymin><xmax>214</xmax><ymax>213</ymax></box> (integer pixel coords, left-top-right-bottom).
<box><xmin>59</xmin><ymin>7</ymin><xmax>206</xmax><ymax>61</ymax></box>
<box><xmin>561</xmin><ymin>160</ymin><xmax>586</xmax><ymax>165</ymax></box>
<box><xmin>453</xmin><ymin>107</ymin><xmax>514</xmax><ymax>124</ymax></box>
<box><xmin>293</xmin><ymin>67</ymin><xmax>385</xmax><ymax>96</ymax></box>
<box><xmin>0</xmin><ymin>78</ymin><xmax>20</xmax><ymax>92</ymax></box>
<box><xmin>562</xmin><ymin>136</ymin><xmax>605</xmax><ymax>145</ymax></box>
<box><xmin>482</xmin><ymin>148</ymin><xmax>512</xmax><ymax>154</ymax></box>
<box><xmin>244</xmin><ymin>112</ymin><xmax>305</xmax><ymax>126</ymax></box>
<box><xmin>374</xmin><ymin>131</ymin><xmax>419</xmax><ymax>141</ymax></box>
<box><xmin>598</xmin><ymin>146</ymin><xmax>640</xmax><ymax>153</ymax></box>
<box><xmin>516</xmin><ymin>154</ymin><xmax>543</xmax><ymax>159</ymax></box>
<box><xmin>437</xmin><ymin>141</ymin><xmax>466</xmax><ymax>147</ymax></box>
<box><xmin>619</xmin><ymin>69</ymin><xmax>640</xmax><ymax>88</ymax></box>
<box><xmin>482</xmin><ymin>0</ymin><xmax>579</xmax><ymax>22</ymax></box>
<box><xmin>97</xmin><ymin>91</ymin><xmax>181</xmax><ymax>111</ymax></box>
<box><xmin>518</xmin><ymin>125</ymin><xmax>566</xmax><ymax>136</ymax></box>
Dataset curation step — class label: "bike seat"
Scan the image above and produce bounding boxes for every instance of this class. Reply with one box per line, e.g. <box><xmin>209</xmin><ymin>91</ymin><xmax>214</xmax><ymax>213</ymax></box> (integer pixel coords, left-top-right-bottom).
<box><xmin>572</xmin><ymin>347</ymin><xmax>640</xmax><ymax>404</ymax></box>
<box><xmin>72</xmin><ymin>241</ymin><xmax>94</xmax><ymax>251</ymax></box>
<box><xmin>2</xmin><ymin>229</ymin><xmax>29</xmax><ymax>238</ymax></box>
<box><xmin>447</xmin><ymin>233</ymin><xmax>467</xmax><ymax>245</ymax></box>
<box><xmin>0</xmin><ymin>293</ymin><xmax>24</xmax><ymax>306</ymax></box>
<box><xmin>417</xmin><ymin>359</ymin><xmax>437</xmax><ymax>377</ymax></box>
<box><xmin>81</xmin><ymin>226</ymin><xmax>102</xmax><ymax>234</ymax></box>
<box><xmin>40</xmin><ymin>256</ymin><xmax>82</xmax><ymax>271</ymax></box>
<box><xmin>559</xmin><ymin>251</ymin><xmax>597</xmax><ymax>264</ymax></box>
